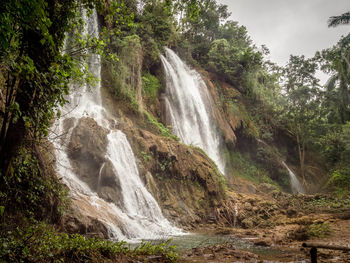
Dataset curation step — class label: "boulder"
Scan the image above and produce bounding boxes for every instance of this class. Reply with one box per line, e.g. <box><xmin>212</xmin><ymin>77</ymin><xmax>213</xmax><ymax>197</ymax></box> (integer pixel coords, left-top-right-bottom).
<box><xmin>68</xmin><ymin>117</ymin><xmax>108</xmax><ymax>192</ymax></box>
<box><xmin>97</xmin><ymin>160</ymin><xmax>124</xmax><ymax>206</ymax></box>
<box><xmin>60</xmin><ymin>212</ymin><xmax>109</xmax><ymax>239</ymax></box>
<box><xmin>122</xmin><ymin>127</ymin><xmax>225</xmax><ymax>226</ymax></box>
<box><xmin>67</xmin><ymin>117</ymin><xmax>123</xmax><ymax>205</ymax></box>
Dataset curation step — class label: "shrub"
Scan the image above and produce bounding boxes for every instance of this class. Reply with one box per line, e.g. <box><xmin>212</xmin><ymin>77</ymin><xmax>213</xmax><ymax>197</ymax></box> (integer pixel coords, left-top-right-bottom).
<box><xmin>327</xmin><ymin>168</ymin><xmax>350</xmax><ymax>197</ymax></box>
<box><xmin>143</xmin><ymin>111</ymin><xmax>179</xmax><ymax>141</ymax></box>
<box><xmin>0</xmin><ymin>223</ymin><xmax>178</xmax><ymax>263</ymax></box>
<box><xmin>142</xmin><ymin>73</ymin><xmax>161</xmax><ymax>101</ymax></box>
<box><xmin>306</xmin><ymin>222</ymin><xmax>332</xmax><ymax>238</ymax></box>
<box><xmin>0</xmin><ymin>146</ymin><xmax>67</xmax><ymax>222</ymax></box>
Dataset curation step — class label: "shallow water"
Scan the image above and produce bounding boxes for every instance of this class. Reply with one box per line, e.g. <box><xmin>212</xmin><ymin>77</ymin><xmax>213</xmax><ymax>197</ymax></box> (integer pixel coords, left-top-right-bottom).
<box><xmin>142</xmin><ymin>233</ymin><xmax>307</xmax><ymax>263</ymax></box>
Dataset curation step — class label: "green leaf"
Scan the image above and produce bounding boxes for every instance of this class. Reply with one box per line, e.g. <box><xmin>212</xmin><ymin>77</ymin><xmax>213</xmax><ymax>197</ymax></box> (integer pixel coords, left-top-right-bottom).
<box><xmin>0</xmin><ymin>206</ymin><xmax>4</xmax><ymax>217</ymax></box>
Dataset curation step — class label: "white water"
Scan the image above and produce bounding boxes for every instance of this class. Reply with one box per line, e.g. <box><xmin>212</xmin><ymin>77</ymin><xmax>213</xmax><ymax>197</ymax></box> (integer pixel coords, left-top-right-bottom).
<box><xmin>50</xmin><ymin>10</ymin><xmax>181</xmax><ymax>241</ymax></box>
<box><xmin>160</xmin><ymin>48</ymin><xmax>225</xmax><ymax>174</ymax></box>
<box><xmin>282</xmin><ymin>162</ymin><xmax>305</xmax><ymax>194</ymax></box>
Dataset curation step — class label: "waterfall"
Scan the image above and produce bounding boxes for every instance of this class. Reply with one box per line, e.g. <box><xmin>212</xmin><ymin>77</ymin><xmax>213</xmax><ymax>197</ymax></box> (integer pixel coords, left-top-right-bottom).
<box><xmin>160</xmin><ymin>48</ymin><xmax>225</xmax><ymax>174</ymax></box>
<box><xmin>282</xmin><ymin>162</ymin><xmax>305</xmax><ymax>194</ymax></box>
<box><xmin>50</xmin><ymin>10</ymin><xmax>181</xmax><ymax>241</ymax></box>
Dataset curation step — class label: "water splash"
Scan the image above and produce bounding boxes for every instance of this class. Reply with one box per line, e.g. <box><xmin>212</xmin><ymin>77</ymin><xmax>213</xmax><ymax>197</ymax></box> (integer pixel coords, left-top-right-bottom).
<box><xmin>160</xmin><ymin>48</ymin><xmax>225</xmax><ymax>174</ymax></box>
<box><xmin>50</xmin><ymin>10</ymin><xmax>182</xmax><ymax>241</ymax></box>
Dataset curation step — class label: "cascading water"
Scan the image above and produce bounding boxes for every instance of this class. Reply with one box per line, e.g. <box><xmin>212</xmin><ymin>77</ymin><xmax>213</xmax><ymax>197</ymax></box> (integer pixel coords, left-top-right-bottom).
<box><xmin>51</xmin><ymin>10</ymin><xmax>181</xmax><ymax>241</ymax></box>
<box><xmin>160</xmin><ymin>48</ymin><xmax>225</xmax><ymax>174</ymax></box>
<box><xmin>282</xmin><ymin>162</ymin><xmax>305</xmax><ymax>194</ymax></box>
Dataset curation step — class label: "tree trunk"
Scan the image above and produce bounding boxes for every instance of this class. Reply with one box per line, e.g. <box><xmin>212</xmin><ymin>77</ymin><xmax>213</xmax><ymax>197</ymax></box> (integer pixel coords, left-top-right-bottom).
<box><xmin>296</xmin><ymin>133</ymin><xmax>306</xmax><ymax>185</ymax></box>
<box><xmin>0</xmin><ymin>119</ymin><xmax>26</xmax><ymax>179</ymax></box>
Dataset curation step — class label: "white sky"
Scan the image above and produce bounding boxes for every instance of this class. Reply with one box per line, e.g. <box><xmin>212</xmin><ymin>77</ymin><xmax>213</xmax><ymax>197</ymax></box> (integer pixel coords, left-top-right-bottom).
<box><xmin>218</xmin><ymin>0</ymin><xmax>350</xmax><ymax>83</ymax></box>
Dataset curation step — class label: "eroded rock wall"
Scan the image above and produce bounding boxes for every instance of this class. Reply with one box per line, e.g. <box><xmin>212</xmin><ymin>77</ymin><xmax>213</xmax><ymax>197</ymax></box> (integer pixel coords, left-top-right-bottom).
<box><xmin>123</xmin><ymin>126</ymin><xmax>226</xmax><ymax>227</ymax></box>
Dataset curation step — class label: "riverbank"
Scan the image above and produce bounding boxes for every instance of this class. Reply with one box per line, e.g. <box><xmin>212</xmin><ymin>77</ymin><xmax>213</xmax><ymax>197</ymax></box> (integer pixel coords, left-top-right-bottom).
<box><xmin>176</xmin><ymin>189</ymin><xmax>350</xmax><ymax>262</ymax></box>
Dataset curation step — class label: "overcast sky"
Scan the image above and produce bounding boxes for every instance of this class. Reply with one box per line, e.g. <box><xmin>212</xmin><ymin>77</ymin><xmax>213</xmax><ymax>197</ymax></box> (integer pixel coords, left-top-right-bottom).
<box><xmin>218</xmin><ymin>0</ymin><xmax>350</xmax><ymax>82</ymax></box>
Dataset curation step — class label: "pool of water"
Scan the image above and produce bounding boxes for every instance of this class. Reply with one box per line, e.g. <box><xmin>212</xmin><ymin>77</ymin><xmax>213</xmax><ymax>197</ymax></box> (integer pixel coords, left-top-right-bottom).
<box><xmin>141</xmin><ymin>233</ymin><xmax>307</xmax><ymax>263</ymax></box>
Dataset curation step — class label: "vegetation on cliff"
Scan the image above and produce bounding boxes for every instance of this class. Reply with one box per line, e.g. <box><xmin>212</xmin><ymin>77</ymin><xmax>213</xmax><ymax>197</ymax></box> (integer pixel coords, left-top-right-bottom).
<box><xmin>0</xmin><ymin>0</ymin><xmax>350</xmax><ymax>261</ymax></box>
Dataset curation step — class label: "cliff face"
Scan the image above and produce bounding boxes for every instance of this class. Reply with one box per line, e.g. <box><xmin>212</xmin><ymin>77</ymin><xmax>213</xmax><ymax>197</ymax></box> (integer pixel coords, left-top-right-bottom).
<box><xmin>57</xmin><ymin>42</ymin><xmax>327</xmax><ymax>237</ymax></box>
<box><xmin>124</xmin><ymin>126</ymin><xmax>225</xmax><ymax>227</ymax></box>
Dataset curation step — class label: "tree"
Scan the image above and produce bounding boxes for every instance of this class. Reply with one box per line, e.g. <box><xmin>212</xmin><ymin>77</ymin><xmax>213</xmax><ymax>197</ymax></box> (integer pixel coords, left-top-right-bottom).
<box><xmin>281</xmin><ymin>55</ymin><xmax>322</xmax><ymax>184</ymax></box>
<box><xmin>207</xmin><ymin>38</ymin><xmax>263</xmax><ymax>90</ymax></box>
<box><xmin>318</xmin><ymin>36</ymin><xmax>350</xmax><ymax>124</ymax></box>
<box><xmin>180</xmin><ymin>0</ymin><xmax>230</xmax><ymax>63</ymax></box>
<box><xmin>0</xmin><ymin>0</ymin><xmax>104</xmax><ymax>178</ymax></box>
<box><xmin>328</xmin><ymin>11</ymin><xmax>350</xmax><ymax>27</ymax></box>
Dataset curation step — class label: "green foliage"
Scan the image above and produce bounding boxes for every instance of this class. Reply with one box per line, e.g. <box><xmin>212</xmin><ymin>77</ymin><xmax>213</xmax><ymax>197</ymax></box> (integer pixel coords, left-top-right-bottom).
<box><xmin>142</xmin><ymin>73</ymin><xmax>161</xmax><ymax>101</ymax></box>
<box><xmin>208</xmin><ymin>39</ymin><xmax>263</xmax><ymax>88</ymax></box>
<box><xmin>0</xmin><ymin>206</ymin><xmax>4</xmax><ymax>218</ymax></box>
<box><xmin>134</xmin><ymin>240</ymin><xmax>178</xmax><ymax>262</ymax></box>
<box><xmin>256</xmin><ymin>145</ymin><xmax>289</xmax><ymax>188</ymax></box>
<box><xmin>328</xmin><ymin>11</ymin><xmax>350</xmax><ymax>27</ymax></box>
<box><xmin>178</xmin><ymin>0</ymin><xmax>231</xmax><ymax>64</ymax></box>
<box><xmin>227</xmin><ymin>151</ymin><xmax>275</xmax><ymax>186</ymax></box>
<box><xmin>306</xmin><ymin>222</ymin><xmax>332</xmax><ymax>238</ymax></box>
<box><xmin>100</xmin><ymin>0</ymin><xmax>135</xmax><ymax>50</ymax></box>
<box><xmin>318</xmin><ymin>34</ymin><xmax>350</xmax><ymax>124</ymax></box>
<box><xmin>0</xmin><ymin>147</ymin><xmax>67</xmax><ymax>221</ymax></box>
<box><xmin>140</xmin><ymin>151</ymin><xmax>152</xmax><ymax>162</ymax></box>
<box><xmin>143</xmin><ymin>111</ymin><xmax>179</xmax><ymax>141</ymax></box>
<box><xmin>107</xmin><ymin>34</ymin><xmax>143</xmax><ymax>112</ymax></box>
<box><xmin>316</xmin><ymin>122</ymin><xmax>350</xmax><ymax>194</ymax></box>
<box><xmin>136</xmin><ymin>0</ymin><xmax>177</xmax><ymax>66</ymax></box>
<box><xmin>0</xmin><ymin>0</ymin><xmax>107</xmax><ymax>178</ymax></box>
<box><xmin>318</xmin><ymin>129</ymin><xmax>345</xmax><ymax>165</ymax></box>
<box><xmin>280</xmin><ymin>55</ymin><xmax>323</xmax><ymax>183</ymax></box>
<box><xmin>307</xmin><ymin>195</ymin><xmax>350</xmax><ymax>209</ymax></box>
<box><xmin>327</xmin><ymin>168</ymin><xmax>350</xmax><ymax>197</ymax></box>
<box><xmin>0</xmin><ymin>223</ymin><xmax>178</xmax><ymax>263</ymax></box>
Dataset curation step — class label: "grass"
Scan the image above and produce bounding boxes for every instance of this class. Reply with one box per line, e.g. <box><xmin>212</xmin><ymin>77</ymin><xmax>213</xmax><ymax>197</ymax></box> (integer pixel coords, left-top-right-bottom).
<box><xmin>143</xmin><ymin>111</ymin><xmax>179</xmax><ymax>141</ymax></box>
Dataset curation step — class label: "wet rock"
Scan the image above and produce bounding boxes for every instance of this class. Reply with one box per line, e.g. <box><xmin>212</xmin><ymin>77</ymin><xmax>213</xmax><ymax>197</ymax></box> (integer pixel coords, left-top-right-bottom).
<box><xmin>193</xmin><ymin>246</ymin><xmax>204</xmax><ymax>256</ymax></box>
<box><xmin>254</xmin><ymin>239</ymin><xmax>272</xmax><ymax>247</ymax></box>
<box><xmin>67</xmin><ymin>117</ymin><xmax>124</xmax><ymax>205</ymax></box>
<box><xmin>123</xmin><ymin>128</ymin><xmax>225</xmax><ymax>226</ymax></box>
<box><xmin>200</xmin><ymin>72</ymin><xmax>237</xmax><ymax>148</ymax></box>
<box><xmin>68</xmin><ymin>117</ymin><xmax>108</xmax><ymax>191</ymax></box>
<box><xmin>60</xmin><ymin>212</ymin><xmax>109</xmax><ymax>239</ymax></box>
<box><xmin>97</xmin><ymin>160</ymin><xmax>124</xmax><ymax>206</ymax></box>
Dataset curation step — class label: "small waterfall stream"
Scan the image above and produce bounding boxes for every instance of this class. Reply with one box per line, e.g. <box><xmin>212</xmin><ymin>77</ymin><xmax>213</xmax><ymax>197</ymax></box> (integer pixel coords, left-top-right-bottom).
<box><xmin>257</xmin><ymin>139</ymin><xmax>305</xmax><ymax>194</ymax></box>
<box><xmin>160</xmin><ymin>48</ymin><xmax>225</xmax><ymax>174</ymax></box>
<box><xmin>282</xmin><ymin>162</ymin><xmax>305</xmax><ymax>194</ymax></box>
<box><xmin>51</xmin><ymin>10</ymin><xmax>181</xmax><ymax>241</ymax></box>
